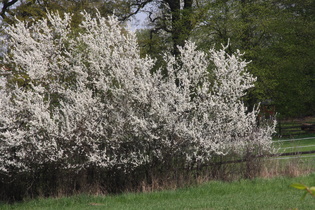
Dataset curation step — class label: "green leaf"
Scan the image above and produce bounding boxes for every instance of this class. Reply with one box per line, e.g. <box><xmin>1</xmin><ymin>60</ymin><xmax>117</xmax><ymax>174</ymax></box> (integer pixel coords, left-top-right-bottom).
<box><xmin>309</xmin><ymin>187</ymin><xmax>315</xmax><ymax>194</ymax></box>
<box><xmin>301</xmin><ymin>191</ymin><xmax>308</xmax><ymax>200</ymax></box>
<box><xmin>290</xmin><ymin>183</ymin><xmax>307</xmax><ymax>190</ymax></box>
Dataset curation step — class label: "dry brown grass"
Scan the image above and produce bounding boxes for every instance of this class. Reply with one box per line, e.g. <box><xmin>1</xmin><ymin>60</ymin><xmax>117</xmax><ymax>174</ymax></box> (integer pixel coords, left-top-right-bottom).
<box><xmin>138</xmin><ymin>156</ymin><xmax>315</xmax><ymax>194</ymax></box>
<box><xmin>260</xmin><ymin>158</ymin><xmax>314</xmax><ymax>179</ymax></box>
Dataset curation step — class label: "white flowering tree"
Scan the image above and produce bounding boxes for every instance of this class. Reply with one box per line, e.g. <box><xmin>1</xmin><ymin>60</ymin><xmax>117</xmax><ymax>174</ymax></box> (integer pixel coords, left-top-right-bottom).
<box><xmin>0</xmin><ymin>10</ymin><xmax>275</xmax><ymax>179</ymax></box>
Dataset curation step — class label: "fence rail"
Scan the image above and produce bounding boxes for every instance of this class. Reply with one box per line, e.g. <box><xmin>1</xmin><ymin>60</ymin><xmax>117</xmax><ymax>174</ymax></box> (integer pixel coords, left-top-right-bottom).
<box><xmin>211</xmin><ymin>137</ymin><xmax>315</xmax><ymax>165</ymax></box>
<box><xmin>276</xmin><ymin>120</ymin><xmax>315</xmax><ymax>137</ymax></box>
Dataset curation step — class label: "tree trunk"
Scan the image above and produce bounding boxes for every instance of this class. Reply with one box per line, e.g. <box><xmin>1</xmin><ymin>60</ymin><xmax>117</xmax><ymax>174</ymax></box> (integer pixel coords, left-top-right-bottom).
<box><xmin>166</xmin><ymin>0</ymin><xmax>193</xmax><ymax>56</ymax></box>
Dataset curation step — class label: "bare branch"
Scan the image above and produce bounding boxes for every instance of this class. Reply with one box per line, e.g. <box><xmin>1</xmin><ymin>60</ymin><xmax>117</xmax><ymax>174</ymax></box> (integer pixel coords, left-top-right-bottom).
<box><xmin>119</xmin><ymin>0</ymin><xmax>153</xmax><ymax>21</ymax></box>
<box><xmin>0</xmin><ymin>0</ymin><xmax>19</xmax><ymax>19</ymax></box>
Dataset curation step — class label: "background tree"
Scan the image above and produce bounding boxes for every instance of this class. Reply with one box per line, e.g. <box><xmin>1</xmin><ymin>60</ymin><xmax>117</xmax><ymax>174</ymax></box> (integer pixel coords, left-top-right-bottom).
<box><xmin>0</xmin><ymin>0</ymin><xmax>132</xmax><ymax>26</ymax></box>
<box><xmin>129</xmin><ymin>0</ymin><xmax>208</xmax><ymax>56</ymax></box>
<box><xmin>263</xmin><ymin>0</ymin><xmax>315</xmax><ymax>117</ymax></box>
<box><xmin>190</xmin><ymin>0</ymin><xmax>315</xmax><ymax>117</ymax></box>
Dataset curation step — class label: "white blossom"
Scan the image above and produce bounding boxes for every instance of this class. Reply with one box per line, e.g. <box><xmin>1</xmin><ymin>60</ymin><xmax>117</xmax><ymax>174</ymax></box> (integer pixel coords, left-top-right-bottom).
<box><xmin>0</xmin><ymin>10</ymin><xmax>275</xmax><ymax>175</ymax></box>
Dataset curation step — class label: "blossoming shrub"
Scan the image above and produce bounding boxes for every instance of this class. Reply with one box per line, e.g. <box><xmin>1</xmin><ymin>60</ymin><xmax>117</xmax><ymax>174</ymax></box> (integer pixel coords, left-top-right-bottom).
<box><xmin>0</xmin><ymin>11</ymin><xmax>275</xmax><ymax>199</ymax></box>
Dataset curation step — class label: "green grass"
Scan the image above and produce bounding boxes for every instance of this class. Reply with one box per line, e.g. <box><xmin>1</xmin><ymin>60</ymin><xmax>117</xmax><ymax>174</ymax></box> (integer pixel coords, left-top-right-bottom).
<box><xmin>274</xmin><ymin>137</ymin><xmax>315</xmax><ymax>154</ymax></box>
<box><xmin>281</xmin><ymin>145</ymin><xmax>315</xmax><ymax>153</ymax></box>
<box><xmin>2</xmin><ymin>174</ymin><xmax>315</xmax><ymax>210</ymax></box>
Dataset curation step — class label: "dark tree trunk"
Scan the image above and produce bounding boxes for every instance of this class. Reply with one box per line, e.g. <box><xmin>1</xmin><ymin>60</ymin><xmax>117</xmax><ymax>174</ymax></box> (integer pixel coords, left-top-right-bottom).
<box><xmin>165</xmin><ymin>0</ymin><xmax>193</xmax><ymax>56</ymax></box>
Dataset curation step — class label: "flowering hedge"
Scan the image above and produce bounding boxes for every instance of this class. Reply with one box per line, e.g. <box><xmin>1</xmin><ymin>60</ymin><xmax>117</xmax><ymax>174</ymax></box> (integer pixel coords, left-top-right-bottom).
<box><xmin>0</xmin><ymin>11</ymin><xmax>275</xmax><ymax>178</ymax></box>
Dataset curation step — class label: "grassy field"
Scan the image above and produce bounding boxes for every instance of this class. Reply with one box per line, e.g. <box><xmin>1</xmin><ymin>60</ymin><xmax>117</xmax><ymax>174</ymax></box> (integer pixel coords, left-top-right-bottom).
<box><xmin>1</xmin><ymin>174</ymin><xmax>315</xmax><ymax>210</ymax></box>
<box><xmin>275</xmin><ymin>137</ymin><xmax>315</xmax><ymax>154</ymax></box>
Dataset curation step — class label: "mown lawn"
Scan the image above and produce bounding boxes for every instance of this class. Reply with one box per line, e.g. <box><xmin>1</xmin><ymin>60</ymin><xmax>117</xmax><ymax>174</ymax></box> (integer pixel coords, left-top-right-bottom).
<box><xmin>1</xmin><ymin>173</ymin><xmax>315</xmax><ymax>210</ymax></box>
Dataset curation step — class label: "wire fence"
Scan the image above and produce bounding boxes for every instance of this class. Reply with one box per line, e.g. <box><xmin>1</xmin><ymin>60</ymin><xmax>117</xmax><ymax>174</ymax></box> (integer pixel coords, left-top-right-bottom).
<box><xmin>270</xmin><ymin>136</ymin><xmax>315</xmax><ymax>160</ymax></box>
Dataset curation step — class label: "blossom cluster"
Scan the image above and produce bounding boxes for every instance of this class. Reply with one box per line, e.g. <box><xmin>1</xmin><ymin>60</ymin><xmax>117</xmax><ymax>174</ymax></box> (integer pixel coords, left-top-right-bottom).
<box><xmin>0</xmin><ymin>11</ymin><xmax>275</xmax><ymax>175</ymax></box>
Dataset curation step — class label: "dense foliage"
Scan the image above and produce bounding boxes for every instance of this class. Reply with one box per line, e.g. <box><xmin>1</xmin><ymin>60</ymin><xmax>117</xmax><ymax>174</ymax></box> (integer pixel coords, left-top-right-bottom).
<box><xmin>0</xmin><ymin>11</ymin><xmax>275</xmax><ymax>200</ymax></box>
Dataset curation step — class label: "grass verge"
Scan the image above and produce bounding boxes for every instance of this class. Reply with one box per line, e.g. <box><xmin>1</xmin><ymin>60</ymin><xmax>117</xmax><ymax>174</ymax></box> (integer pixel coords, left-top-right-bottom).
<box><xmin>1</xmin><ymin>173</ymin><xmax>315</xmax><ymax>210</ymax></box>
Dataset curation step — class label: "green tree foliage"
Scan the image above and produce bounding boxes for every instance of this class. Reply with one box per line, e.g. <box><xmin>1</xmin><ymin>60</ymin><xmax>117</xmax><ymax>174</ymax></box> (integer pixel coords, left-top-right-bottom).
<box><xmin>263</xmin><ymin>0</ymin><xmax>315</xmax><ymax>117</ymax></box>
<box><xmin>0</xmin><ymin>0</ymin><xmax>132</xmax><ymax>26</ymax></box>
<box><xmin>136</xmin><ymin>28</ymin><xmax>171</xmax><ymax>73</ymax></box>
<box><xmin>130</xmin><ymin>0</ymin><xmax>206</xmax><ymax>57</ymax></box>
<box><xmin>191</xmin><ymin>0</ymin><xmax>315</xmax><ymax>117</ymax></box>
